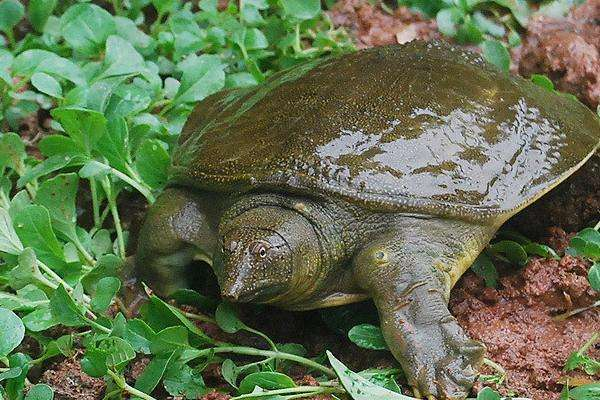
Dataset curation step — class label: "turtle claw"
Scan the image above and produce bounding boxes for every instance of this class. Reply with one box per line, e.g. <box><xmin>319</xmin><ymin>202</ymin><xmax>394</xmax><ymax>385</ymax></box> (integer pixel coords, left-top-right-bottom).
<box><xmin>397</xmin><ymin>320</ymin><xmax>485</xmax><ymax>399</ymax></box>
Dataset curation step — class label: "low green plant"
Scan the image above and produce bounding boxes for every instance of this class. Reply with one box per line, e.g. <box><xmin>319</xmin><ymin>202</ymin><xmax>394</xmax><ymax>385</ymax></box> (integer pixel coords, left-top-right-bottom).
<box><xmin>398</xmin><ymin>0</ymin><xmax>585</xmax><ymax>72</ymax></box>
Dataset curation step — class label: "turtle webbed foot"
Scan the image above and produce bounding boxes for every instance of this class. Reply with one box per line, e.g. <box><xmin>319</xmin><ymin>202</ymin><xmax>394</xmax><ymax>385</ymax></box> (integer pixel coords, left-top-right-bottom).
<box><xmin>401</xmin><ymin>317</ymin><xmax>485</xmax><ymax>399</ymax></box>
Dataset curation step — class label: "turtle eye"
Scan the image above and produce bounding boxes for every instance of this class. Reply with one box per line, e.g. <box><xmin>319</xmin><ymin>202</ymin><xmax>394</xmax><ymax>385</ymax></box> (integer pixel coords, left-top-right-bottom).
<box><xmin>253</xmin><ymin>242</ymin><xmax>269</xmax><ymax>259</ymax></box>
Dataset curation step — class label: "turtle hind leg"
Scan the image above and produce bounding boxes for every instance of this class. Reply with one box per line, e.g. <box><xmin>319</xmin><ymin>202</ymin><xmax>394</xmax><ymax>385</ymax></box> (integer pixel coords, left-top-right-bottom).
<box><xmin>353</xmin><ymin>217</ymin><xmax>493</xmax><ymax>399</ymax></box>
<box><xmin>133</xmin><ymin>187</ymin><xmax>221</xmax><ymax>297</ymax></box>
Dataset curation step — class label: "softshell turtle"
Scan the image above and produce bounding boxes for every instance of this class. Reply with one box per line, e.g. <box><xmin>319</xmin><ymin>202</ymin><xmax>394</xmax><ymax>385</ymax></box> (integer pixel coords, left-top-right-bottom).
<box><xmin>135</xmin><ymin>41</ymin><xmax>600</xmax><ymax>399</ymax></box>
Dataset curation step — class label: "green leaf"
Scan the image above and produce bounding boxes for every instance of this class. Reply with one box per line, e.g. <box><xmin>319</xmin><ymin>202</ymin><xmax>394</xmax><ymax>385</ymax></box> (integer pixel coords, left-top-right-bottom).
<box><xmin>215</xmin><ymin>302</ymin><xmax>246</xmax><ymax>334</ymax></box>
<box><xmin>10</xmin><ymin>247</ymin><xmax>45</xmax><ymax>290</ymax></box>
<box><xmin>98</xmin><ymin>337</ymin><xmax>135</xmax><ymax>367</ymax></box>
<box><xmin>59</xmin><ymin>3</ymin><xmax>116</xmax><ymax>55</ymax></box>
<box><xmin>150</xmin><ymin>326</ymin><xmax>189</xmax><ymax>355</ymax></box>
<box><xmin>0</xmin><ymin>207</ymin><xmax>23</xmax><ymax>255</ymax></box>
<box><xmin>471</xmin><ymin>253</ymin><xmax>499</xmax><ymax>288</ymax></box>
<box><xmin>279</xmin><ymin>0</ymin><xmax>320</xmax><ymax>20</ymax></box>
<box><xmin>13</xmin><ymin>205</ymin><xmax>65</xmax><ymax>266</ymax></box>
<box><xmin>114</xmin><ymin>16</ymin><xmax>156</xmax><ymax>56</ymax></box>
<box><xmin>90</xmin><ymin>277</ymin><xmax>121</xmax><ymax>313</ymax></box>
<box><xmin>12</xmin><ymin>50</ymin><xmax>86</xmax><ymax>86</ymax></box>
<box><xmin>0</xmin><ymin>132</ymin><xmax>26</xmax><ymax>171</ymax></box>
<box><xmin>221</xmin><ymin>359</ymin><xmax>239</xmax><ymax>388</ymax></box>
<box><xmin>238</xmin><ymin>372</ymin><xmax>295</xmax><ymax>394</ymax></box>
<box><xmin>81</xmin><ymin>348</ymin><xmax>108</xmax><ymax>378</ymax></box>
<box><xmin>476</xmin><ymin>387</ymin><xmax>501</xmax><ymax>400</ymax></box>
<box><xmin>531</xmin><ymin>74</ymin><xmax>555</xmax><ymax>91</ymax></box>
<box><xmin>78</xmin><ymin>160</ymin><xmax>111</xmax><ymax>179</ymax></box>
<box><xmin>143</xmin><ymin>296</ymin><xmax>213</xmax><ymax>344</ymax></box>
<box><xmin>0</xmin><ymin>0</ymin><xmax>25</xmax><ymax>33</ymax></box>
<box><xmin>49</xmin><ymin>285</ymin><xmax>86</xmax><ymax>327</ymax></box>
<box><xmin>327</xmin><ymin>351</ymin><xmax>414</xmax><ymax>399</ymax></box>
<box><xmin>34</xmin><ymin>173</ymin><xmax>79</xmax><ymax>242</ymax></box>
<box><xmin>481</xmin><ymin>40</ymin><xmax>510</xmax><ymax>73</ymax></box>
<box><xmin>152</xmin><ymin>0</ymin><xmax>176</xmax><ymax>15</ymax></box>
<box><xmin>348</xmin><ymin>324</ymin><xmax>388</xmax><ymax>350</ymax></box>
<box><xmin>436</xmin><ymin>7</ymin><xmax>462</xmax><ymax>37</ymax></box>
<box><xmin>0</xmin><ymin>308</ymin><xmax>25</xmax><ymax>357</ymax></box>
<box><xmin>492</xmin><ymin>0</ymin><xmax>530</xmax><ymax>26</ymax></box>
<box><xmin>567</xmin><ymin>228</ymin><xmax>600</xmax><ymax>260</ymax></box>
<box><xmin>588</xmin><ymin>262</ymin><xmax>600</xmax><ymax>292</ymax></box>
<box><xmin>91</xmin><ymin>229</ymin><xmax>112</xmax><ymax>258</ymax></box>
<box><xmin>0</xmin><ymin>367</ymin><xmax>22</xmax><ymax>382</ymax></box>
<box><xmin>22</xmin><ymin>307</ymin><xmax>57</xmax><ymax>332</ymax></box>
<box><xmin>97</xmin><ymin>35</ymin><xmax>146</xmax><ymax>80</ymax></box>
<box><xmin>124</xmin><ymin>319</ymin><xmax>156</xmax><ymax>354</ymax></box>
<box><xmin>522</xmin><ymin>242</ymin><xmax>558</xmax><ymax>259</ymax></box>
<box><xmin>17</xmin><ymin>154</ymin><xmax>85</xmax><ymax>188</ymax></box>
<box><xmin>135</xmin><ymin>139</ymin><xmax>170</xmax><ymax>189</ymax></box>
<box><xmin>31</xmin><ymin>72</ymin><xmax>62</xmax><ymax>98</ymax></box>
<box><xmin>28</xmin><ymin>0</ymin><xmax>58</xmax><ymax>32</ymax></box>
<box><xmin>569</xmin><ymin>383</ymin><xmax>600</xmax><ymax>400</ymax></box>
<box><xmin>135</xmin><ymin>353</ymin><xmax>176</xmax><ymax>395</ymax></box>
<box><xmin>472</xmin><ymin>12</ymin><xmax>505</xmax><ymax>37</ymax></box>
<box><xmin>173</xmin><ymin>54</ymin><xmax>225</xmax><ymax>105</ymax></box>
<box><xmin>163</xmin><ymin>362</ymin><xmax>207</xmax><ymax>399</ymax></box>
<box><xmin>51</xmin><ymin>107</ymin><xmax>108</xmax><ymax>154</ymax></box>
<box><xmin>24</xmin><ymin>384</ymin><xmax>53</xmax><ymax>400</ymax></box>
<box><xmin>81</xmin><ymin>254</ymin><xmax>121</xmax><ymax>294</ymax></box>
<box><xmin>489</xmin><ymin>240</ymin><xmax>528</xmax><ymax>266</ymax></box>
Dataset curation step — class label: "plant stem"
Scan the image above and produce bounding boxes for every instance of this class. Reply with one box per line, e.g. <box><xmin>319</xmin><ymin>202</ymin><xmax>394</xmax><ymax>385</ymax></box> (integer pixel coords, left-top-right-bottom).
<box><xmin>89</xmin><ymin>178</ymin><xmax>101</xmax><ymax>229</ymax></box>
<box><xmin>245</xmin><ymin>327</ymin><xmax>278</xmax><ymax>351</ymax></box>
<box><xmin>110</xmin><ymin>167</ymin><xmax>155</xmax><ymax>204</ymax></box>
<box><xmin>231</xmin><ymin>385</ymin><xmax>345</xmax><ymax>399</ymax></box>
<box><xmin>73</xmin><ymin>237</ymin><xmax>96</xmax><ymax>266</ymax></box>
<box><xmin>594</xmin><ymin>220</ymin><xmax>600</xmax><ymax>230</ymax></box>
<box><xmin>107</xmin><ymin>369</ymin><xmax>157</xmax><ymax>400</ymax></box>
<box><xmin>183</xmin><ymin>311</ymin><xmax>215</xmax><ymax>324</ymax></box>
<box><xmin>111</xmin><ymin>0</ymin><xmax>124</xmax><ymax>15</ymax></box>
<box><xmin>553</xmin><ymin>300</ymin><xmax>600</xmax><ymax>321</ymax></box>
<box><xmin>37</xmin><ymin>260</ymin><xmax>91</xmax><ymax>304</ymax></box>
<box><xmin>101</xmin><ymin>177</ymin><xmax>126</xmax><ymax>259</ymax></box>
<box><xmin>191</xmin><ymin>346</ymin><xmax>335</xmax><ymax>377</ymax></box>
<box><xmin>5</xmin><ymin>29</ymin><xmax>16</xmax><ymax>49</ymax></box>
<box><xmin>578</xmin><ymin>331</ymin><xmax>599</xmax><ymax>354</ymax></box>
<box><xmin>483</xmin><ymin>357</ymin><xmax>507</xmax><ymax>384</ymax></box>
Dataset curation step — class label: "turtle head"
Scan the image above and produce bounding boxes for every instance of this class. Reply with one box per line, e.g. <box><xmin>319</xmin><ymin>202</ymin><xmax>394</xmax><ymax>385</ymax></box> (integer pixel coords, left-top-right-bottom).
<box><xmin>216</xmin><ymin>204</ymin><xmax>321</xmax><ymax>305</ymax></box>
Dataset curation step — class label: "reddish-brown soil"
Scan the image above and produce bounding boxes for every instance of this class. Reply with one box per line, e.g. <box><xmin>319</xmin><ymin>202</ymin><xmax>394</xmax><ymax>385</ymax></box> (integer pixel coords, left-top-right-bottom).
<box><xmin>328</xmin><ymin>0</ymin><xmax>439</xmax><ymax>48</ymax></box>
<box><xmin>516</xmin><ymin>0</ymin><xmax>600</xmax><ymax>108</ymax></box>
<box><xmin>451</xmin><ymin>252</ymin><xmax>599</xmax><ymax>399</ymax></box>
<box><xmin>40</xmin><ymin>354</ymin><xmax>105</xmax><ymax>400</ymax></box>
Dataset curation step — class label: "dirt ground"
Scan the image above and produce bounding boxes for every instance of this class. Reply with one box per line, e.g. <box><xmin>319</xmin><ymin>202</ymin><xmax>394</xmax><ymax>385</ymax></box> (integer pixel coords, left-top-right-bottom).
<box><xmin>33</xmin><ymin>1</ymin><xmax>600</xmax><ymax>399</ymax></box>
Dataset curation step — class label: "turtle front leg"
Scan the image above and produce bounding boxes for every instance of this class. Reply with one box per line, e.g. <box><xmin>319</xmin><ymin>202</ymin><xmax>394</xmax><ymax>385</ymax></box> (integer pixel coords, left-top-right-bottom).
<box><xmin>134</xmin><ymin>188</ymin><xmax>221</xmax><ymax>296</ymax></box>
<box><xmin>353</xmin><ymin>219</ymin><xmax>492</xmax><ymax>399</ymax></box>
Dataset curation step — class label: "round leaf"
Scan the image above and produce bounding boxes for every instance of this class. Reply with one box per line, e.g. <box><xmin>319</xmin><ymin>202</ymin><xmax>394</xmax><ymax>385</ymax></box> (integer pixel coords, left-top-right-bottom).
<box><xmin>59</xmin><ymin>3</ymin><xmax>115</xmax><ymax>55</ymax></box>
<box><xmin>348</xmin><ymin>324</ymin><xmax>388</xmax><ymax>350</ymax></box>
<box><xmin>481</xmin><ymin>40</ymin><xmax>510</xmax><ymax>73</ymax></box>
<box><xmin>31</xmin><ymin>72</ymin><xmax>63</xmax><ymax>98</ymax></box>
<box><xmin>238</xmin><ymin>372</ymin><xmax>295</xmax><ymax>394</ymax></box>
<box><xmin>588</xmin><ymin>262</ymin><xmax>600</xmax><ymax>292</ymax></box>
<box><xmin>215</xmin><ymin>302</ymin><xmax>246</xmax><ymax>333</ymax></box>
<box><xmin>25</xmin><ymin>384</ymin><xmax>54</xmax><ymax>400</ymax></box>
<box><xmin>0</xmin><ymin>0</ymin><xmax>25</xmax><ymax>33</ymax></box>
<box><xmin>279</xmin><ymin>0</ymin><xmax>320</xmax><ymax>20</ymax></box>
<box><xmin>0</xmin><ymin>307</ymin><xmax>25</xmax><ymax>357</ymax></box>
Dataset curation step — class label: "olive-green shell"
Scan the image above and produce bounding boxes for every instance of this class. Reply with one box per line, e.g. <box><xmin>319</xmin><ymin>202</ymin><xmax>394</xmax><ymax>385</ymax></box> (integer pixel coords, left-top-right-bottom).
<box><xmin>172</xmin><ymin>41</ymin><xmax>600</xmax><ymax>222</ymax></box>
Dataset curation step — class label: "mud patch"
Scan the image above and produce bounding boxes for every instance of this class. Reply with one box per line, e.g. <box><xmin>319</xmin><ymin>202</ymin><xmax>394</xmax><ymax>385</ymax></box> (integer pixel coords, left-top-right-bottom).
<box><xmin>450</xmin><ymin>250</ymin><xmax>599</xmax><ymax>399</ymax></box>
<box><xmin>516</xmin><ymin>0</ymin><xmax>600</xmax><ymax>108</ymax></box>
<box><xmin>39</xmin><ymin>355</ymin><xmax>105</xmax><ymax>400</ymax></box>
<box><xmin>328</xmin><ymin>0</ymin><xmax>439</xmax><ymax>48</ymax></box>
